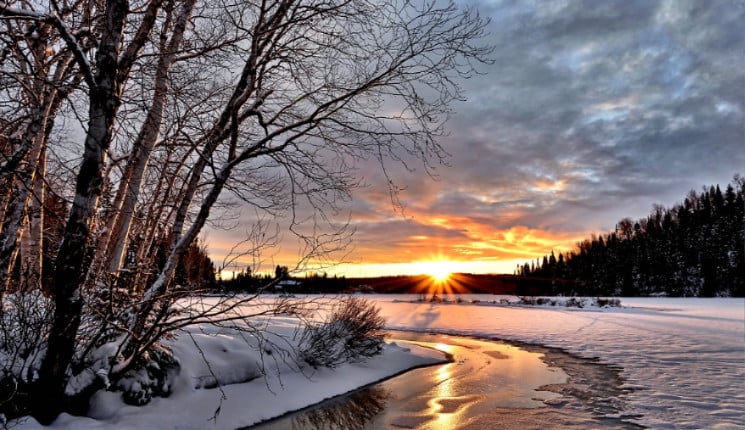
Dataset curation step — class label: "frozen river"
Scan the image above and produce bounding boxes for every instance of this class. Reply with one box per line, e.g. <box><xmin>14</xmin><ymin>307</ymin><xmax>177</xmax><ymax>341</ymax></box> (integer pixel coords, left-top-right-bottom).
<box><xmin>251</xmin><ymin>331</ymin><xmax>641</xmax><ymax>429</ymax></box>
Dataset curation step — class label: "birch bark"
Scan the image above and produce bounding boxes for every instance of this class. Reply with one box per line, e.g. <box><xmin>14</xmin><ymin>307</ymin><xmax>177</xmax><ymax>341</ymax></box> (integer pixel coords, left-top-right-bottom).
<box><xmin>35</xmin><ymin>0</ymin><xmax>138</xmax><ymax>422</ymax></box>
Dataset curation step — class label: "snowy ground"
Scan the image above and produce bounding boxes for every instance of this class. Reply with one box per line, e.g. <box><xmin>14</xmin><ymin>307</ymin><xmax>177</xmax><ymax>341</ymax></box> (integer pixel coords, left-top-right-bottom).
<box><xmin>14</xmin><ymin>296</ymin><xmax>744</xmax><ymax>429</ymax></box>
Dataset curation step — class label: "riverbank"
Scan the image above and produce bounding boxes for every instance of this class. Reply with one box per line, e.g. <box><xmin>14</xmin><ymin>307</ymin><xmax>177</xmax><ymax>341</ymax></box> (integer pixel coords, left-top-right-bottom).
<box><xmin>377</xmin><ymin>295</ymin><xmax>744</xmax><ymax>429</ymax></box>
<box><xmin>253</xmin><ymin>331</ymin><xmax>642</xmax><ymax>429</ymax></box>
<box><xmin>12</xmin><ymin>296</ymin><xmax>744</xmax><ymax>429</ymax></box>
<box><xmin>12</xmin><ymin>310</ymin><xmax>446</xmax><ymax>430</ymax></box>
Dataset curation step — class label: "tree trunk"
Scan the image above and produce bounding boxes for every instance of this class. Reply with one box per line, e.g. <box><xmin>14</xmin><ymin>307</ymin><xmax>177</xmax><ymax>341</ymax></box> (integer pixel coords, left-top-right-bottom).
<box><xmin>102</xmin><ymin>0</ymin><xmax>197</xmax><ymax>277</ymax></box>
<box><xmin>0</xmin><ymin>42</ymin><xmax>76</xmax><ymax>300</ymax></box>
<box><xmin>20</xmin><ymin>146</ymin><xmax>45</xmax><ymax>291</ymax></box>
<box><xmin>0</xmin><ymin>119</ymin><xmax>47</xmax><ymax>292</ymax></box>
<box><xmin>122</xmin><ymin>160</ymin><xmax>233</xmax><ymax>360</ymax></box>
<box><xmin>32</xmin><ymin>0</ymin><xmax>130</xmax><ymax>422</ymax></box>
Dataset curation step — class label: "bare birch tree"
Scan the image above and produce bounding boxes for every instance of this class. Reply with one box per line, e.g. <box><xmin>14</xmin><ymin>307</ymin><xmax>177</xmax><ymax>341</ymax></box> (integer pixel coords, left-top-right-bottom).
<box><xmin>0</xmin><ymin>0</ymin><xmax>490</xmax><ymax>423</ymax></box>
<box><xmin>0</xmin><ymin>4</ymin><xmax>83</xmax><ymax>294</ymax></box>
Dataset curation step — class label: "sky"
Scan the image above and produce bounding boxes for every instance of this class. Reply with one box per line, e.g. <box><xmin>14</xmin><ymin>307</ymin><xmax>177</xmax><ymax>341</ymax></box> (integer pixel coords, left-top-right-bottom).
<box><xmin>207</xmin><ymin>0</ymin><xmax>745</xmax><ymax>278</ymax></box>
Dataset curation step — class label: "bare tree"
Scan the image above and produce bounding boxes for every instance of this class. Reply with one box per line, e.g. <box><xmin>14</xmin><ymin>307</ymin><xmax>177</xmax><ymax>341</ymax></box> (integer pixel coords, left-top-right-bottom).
<box><xmin>0</xmin><ymin>4</ymin><xmax>83</xmax><ymax>294</ymax></box>
<box><xmin>0</xmin><ymin>0</ymin><xmax>490</xmax><ymax>423</ymax></box>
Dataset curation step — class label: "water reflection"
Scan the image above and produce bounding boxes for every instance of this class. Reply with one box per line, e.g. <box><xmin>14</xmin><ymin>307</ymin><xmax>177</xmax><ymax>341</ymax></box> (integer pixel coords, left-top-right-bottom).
<box><xmin>430</xmin><ymin>363</ymin><xmax>457</xmax><ymax>430</ymax></box>
<box><xmin>253</xmin><ymin>386</ymin><xmax>389</xmax><ymax>430</ymax></box>
<box><xmin>248</xmin><ymin>332</ymin><xmax>637</xmax><ymax>429</ymax></box>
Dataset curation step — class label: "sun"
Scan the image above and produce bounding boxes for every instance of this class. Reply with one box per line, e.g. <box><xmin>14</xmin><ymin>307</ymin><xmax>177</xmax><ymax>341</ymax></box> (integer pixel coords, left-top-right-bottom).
<box><xmin>408</xmin><ymin>259</ymin><xmax>458</xmax><ymax>284</ymax></box>
<box><xmin>419</xmin><ymin>260</ymin><xmax>454</xmax><ymax>283</ymax></box>
<box><xmin>429</xmin><ymin>266</ymin><xmax>452</xmax><ymax>283</ymax></box>
<box><xmin>408</xmin><ymin>259</ymin><xmax>467</xmax><ymax>295</ymax></box>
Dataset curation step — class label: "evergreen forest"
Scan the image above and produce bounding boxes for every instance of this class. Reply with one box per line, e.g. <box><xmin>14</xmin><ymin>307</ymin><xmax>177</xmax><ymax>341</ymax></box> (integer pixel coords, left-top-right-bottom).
<box><xmin>517</xmin><ymin>176</ymin><xmax>745</xmax><ymax>297</ymax></box>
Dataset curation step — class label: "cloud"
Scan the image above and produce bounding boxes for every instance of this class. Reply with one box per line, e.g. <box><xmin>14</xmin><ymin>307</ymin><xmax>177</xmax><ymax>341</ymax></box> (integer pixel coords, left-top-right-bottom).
<box><xmin>438</xmin><ymin>0</ymin><xmax>744</xmax><ymax>227</ymax></box>
<box><xmin>207</xmin><ymin>0</ymin><xmax>744</xmax><ymax>276</ymax></box>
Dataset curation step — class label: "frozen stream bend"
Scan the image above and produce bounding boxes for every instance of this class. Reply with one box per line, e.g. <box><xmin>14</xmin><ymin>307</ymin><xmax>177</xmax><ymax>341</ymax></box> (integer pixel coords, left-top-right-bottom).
<box><xmin>251</xmin><ymin>331</ymin><xmax>641</xmax><ymax>429</ymax></box>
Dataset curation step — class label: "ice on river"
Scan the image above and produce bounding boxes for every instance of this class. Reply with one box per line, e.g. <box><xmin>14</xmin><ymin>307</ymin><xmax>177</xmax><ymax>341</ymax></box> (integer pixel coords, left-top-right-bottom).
<box><xmin>378</xmin><ymin>296</ymin><xmax>745</xmax><ymax>429</ymax></box>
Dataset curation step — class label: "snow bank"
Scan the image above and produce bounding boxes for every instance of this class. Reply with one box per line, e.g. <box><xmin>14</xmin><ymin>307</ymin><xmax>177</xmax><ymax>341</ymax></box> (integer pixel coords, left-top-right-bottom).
<box><xmin>14</xmin><ymin>312</ymin><xmax>444</xmax><ymax>430</ymax></box>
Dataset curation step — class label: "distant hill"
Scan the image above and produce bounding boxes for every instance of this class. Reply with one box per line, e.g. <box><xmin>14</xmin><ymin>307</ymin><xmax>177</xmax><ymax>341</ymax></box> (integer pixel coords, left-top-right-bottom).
<box><xmin>342</xmin><ymin>273</ymin><xmax>573</xmax><ymax>296</ymax></box>
<box><xmin>218</xmin><ymin>272</ymin><xmax>574</xmax><ymax>296</ymax></box>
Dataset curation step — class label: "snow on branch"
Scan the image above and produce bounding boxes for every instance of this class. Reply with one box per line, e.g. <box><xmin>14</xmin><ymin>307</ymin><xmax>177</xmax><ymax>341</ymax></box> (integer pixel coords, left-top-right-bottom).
<box><xmin>0</xmin><ymin>5</ymin><xmax>48</xmax><ymax>20</ymax></box>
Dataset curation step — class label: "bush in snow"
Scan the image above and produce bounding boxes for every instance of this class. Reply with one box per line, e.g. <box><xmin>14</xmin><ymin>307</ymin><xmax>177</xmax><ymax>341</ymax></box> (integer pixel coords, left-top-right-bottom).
<box><xmin>517</xmin><ymin>296</ymin><xmax>554</xmax><ymax>306</ymax></box>
<box><xmin>298</xmin><ymin>298</ymin><xmax>386</xmax><ymax>369</ymax></box>
<box><xmin>1</xmin><ymin>369</ymin><xmax>32</xmax><ymax>422</ymax></box>
<box><xmin>595</xmin><ymin>298</ymin><xmax>621</xmax><ymax>308</ymax></box>
<box><xmin>113</xmin><ymin>346</ymin><xmax>179</xmax><ymax>406</ymax></box>
<box><xmin>517</xmin><ymin>296</ymin><xmax>622</xmax><ymax>308</ymax></box>
<box><xmin>0</xmin><ymin>290</ymin><xmax>52</xmax><ymax>420</ymax></box>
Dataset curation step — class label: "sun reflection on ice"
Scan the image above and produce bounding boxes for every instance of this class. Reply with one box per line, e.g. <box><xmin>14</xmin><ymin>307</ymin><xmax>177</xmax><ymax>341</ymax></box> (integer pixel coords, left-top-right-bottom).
<box><xmin>393</xmin><ymin>335</ymin><xmax>570</xmax><ymax>430</ymax></box>
<box><xmin>427</xmin><ymin>342</ymin><xmax>471</xmax><ymax>430</ymax></box>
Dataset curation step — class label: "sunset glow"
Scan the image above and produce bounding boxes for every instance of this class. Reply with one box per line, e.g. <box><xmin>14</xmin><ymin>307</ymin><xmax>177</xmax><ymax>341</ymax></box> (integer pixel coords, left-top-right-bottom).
<box><xmin>411</xmin><ymin>260</ymin><xmax>458</xmax><ymax>282</ymax></box>
<box><xmin>203</xmin><ymin>0</ymin><xmax>743</xmax><ymax>281</ymax></box>
<box><xmin>206</xmin><ymin>225</ymin><xmax>584</xmax><ymax>278</ymax></box>
<box><xmin>429</xmin><ymin>268</ymin><xmax>452</xmax><ymax>283</ymax></box>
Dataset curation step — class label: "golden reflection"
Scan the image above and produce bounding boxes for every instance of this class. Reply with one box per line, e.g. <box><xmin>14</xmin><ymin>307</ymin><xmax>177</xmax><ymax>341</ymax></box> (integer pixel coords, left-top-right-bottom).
<box><xmin>426</xmin><ymin>341</ymin><xmax>469</xmax><ymax>430</ymax></box>
<box><xmin>436</xmin><ymin>362</ymin><xmax>453</xmax><ymax>383</ymax></box>
<box><xmin>428</xmin><ymin>362</ymin><xmax>459</xmax><ymax>430</ymax></box>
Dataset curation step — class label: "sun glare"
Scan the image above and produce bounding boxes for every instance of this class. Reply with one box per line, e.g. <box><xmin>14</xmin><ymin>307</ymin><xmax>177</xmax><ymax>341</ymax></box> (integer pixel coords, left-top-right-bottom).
<box><xmin>406</xmin><ymin>259</ymin><xmax>470</xmax><ymax>296</ymax></box>
<box><xmin>429</xmin><ymin>266</ymin><xmax>452</xmax><ymax>283</ymax></box>
<box><xmin>412</xmin><ymin>260</ymin><xmax>456</xmax><ymax>283</ymax></box>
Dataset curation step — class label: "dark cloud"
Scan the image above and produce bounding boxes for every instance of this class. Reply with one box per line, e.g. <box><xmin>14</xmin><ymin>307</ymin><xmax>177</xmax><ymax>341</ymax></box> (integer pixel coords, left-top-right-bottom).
<box><xmin>436</xmin><ymin>0</ymin><xmax>744</xmax><ymax>232</ymax></box>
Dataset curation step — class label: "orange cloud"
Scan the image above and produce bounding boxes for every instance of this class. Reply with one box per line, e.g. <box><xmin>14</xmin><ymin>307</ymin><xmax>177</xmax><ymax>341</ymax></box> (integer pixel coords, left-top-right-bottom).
<box><xmin>205</xmin><ymin>191</ymin><xmax>595</xmax><ymax>278</ymax></box>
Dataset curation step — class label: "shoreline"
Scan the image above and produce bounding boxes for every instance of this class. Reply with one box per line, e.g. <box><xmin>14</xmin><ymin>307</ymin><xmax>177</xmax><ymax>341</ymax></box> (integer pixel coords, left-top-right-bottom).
<box><xmin>250</xmin><ymin>331</ymin><xmax>641</xmax><ymax>429</ymax></box>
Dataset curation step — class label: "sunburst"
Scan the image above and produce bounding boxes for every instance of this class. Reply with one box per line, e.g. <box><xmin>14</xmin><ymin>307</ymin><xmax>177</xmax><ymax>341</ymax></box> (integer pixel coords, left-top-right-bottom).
<box><xmin>429</xmin><ymin>266</ymin><xmax>452</xmax><ymax>283</ymax></box>
<box><xmin>410</xmin><ymin>259</ymin><xmax>457</xmax><ymax>284</ymax></box>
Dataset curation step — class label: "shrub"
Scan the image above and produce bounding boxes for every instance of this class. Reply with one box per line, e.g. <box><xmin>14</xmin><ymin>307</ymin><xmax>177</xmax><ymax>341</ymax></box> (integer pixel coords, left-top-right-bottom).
<box><xmin>0</xmin><ymin>290</ymin><xmax>52</xmax><ymax>421</ymax></box>
<box><xmin>298</xmin><ymin>298</ymin><xmax>386</xmax><ymax>368</ymax></box>
<box><xmin>115</xmin><ymin>347</ymin><xmax>180</xmax><ymax>406</ymax></box>
<box><xmin>595</xmin><ymin>298</ymin><xmax>621</xmax><ymax>308</ymax></box>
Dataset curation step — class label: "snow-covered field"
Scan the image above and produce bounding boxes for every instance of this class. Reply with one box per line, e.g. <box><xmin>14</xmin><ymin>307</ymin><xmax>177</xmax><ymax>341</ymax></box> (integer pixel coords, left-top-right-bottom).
<box><xmin>15</xmin><ymin>296</ymin><xmax>744</xmax><ymax>429</ymax></box>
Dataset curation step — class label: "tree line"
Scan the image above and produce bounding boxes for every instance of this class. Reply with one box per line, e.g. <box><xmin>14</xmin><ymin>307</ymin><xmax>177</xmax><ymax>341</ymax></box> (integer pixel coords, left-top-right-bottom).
<box><xmin>517</xmin><ymin>176</ymin><xmax>745</xmax><ymax>297</ymax></box>
<box><xmin>217</xmin><ymin>267</ymin><xmax>350</xmax><ymax>294</ymax></box>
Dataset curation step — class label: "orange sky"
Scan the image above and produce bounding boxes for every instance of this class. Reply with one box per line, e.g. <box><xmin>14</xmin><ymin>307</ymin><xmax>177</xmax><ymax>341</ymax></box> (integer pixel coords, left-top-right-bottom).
<box><xmin>205</xmin><ymin>201</ymin><xmax>591</xmax><ymax>279</ymax></box>
<box><xmin>207</xmin><ymin>231</ymin><xmax>586</xmax><ymax>279</ymax></box>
